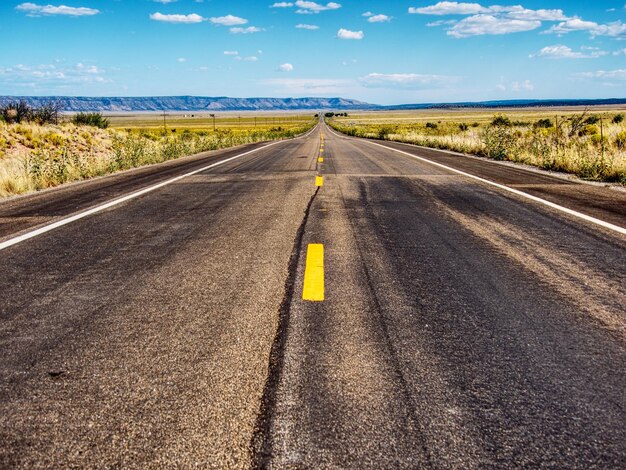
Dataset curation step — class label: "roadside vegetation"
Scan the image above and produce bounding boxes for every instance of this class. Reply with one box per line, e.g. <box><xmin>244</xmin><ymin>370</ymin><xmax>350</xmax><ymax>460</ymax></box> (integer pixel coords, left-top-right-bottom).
<box><xmin>329</xmin><ymin>109</ymin><xmax>626</xmax><ymax>184</ymax></box>
<box><xmin>0</xmin><ymin>104</ymin><xmax>315</xmax><ymax>197</ymax></box>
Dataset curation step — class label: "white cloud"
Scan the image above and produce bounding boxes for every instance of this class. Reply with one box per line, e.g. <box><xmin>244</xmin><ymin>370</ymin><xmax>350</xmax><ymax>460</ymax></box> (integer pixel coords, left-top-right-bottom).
<box><xmin>547</xmin><ymin>18</ymin><xmax>626</xmax><ymax>38</ymax></box>
<box><xmin>0</xmin><ymin>62</ymin><xmax>110</xmax><ymax>88</ymax></box>
<box><xmin>16</xmin><ymin>2</ymin><xmax>100</xmax><ymax>16</ymax></box>
<box><xmin>409</xmin><ymin>2</ymin><xmax>484</xmax><ymax>16</ymax></box>
<box><xmin>271</xmin><ymin>2</ymin><xmax>293</xmax><ymax>7</ymax></box>
<box><xmin>575</xmin><ymin>69</ymin><xmax>626</xmax><ymax>80</ymax></box>
<box><xmin>410</xmin><ymin>2</ymin><xmax>569</xmax><ymax>38</ymax></box>
<box><xmin>223</xmin><ymin>50</ymin><xmax>239</xmax><ymax>55</ymax></box>
<box><xmin>153</xmin><ymin>0</ymin><xmax>177</xmax><ymax>4</ymax></box>
<box><xmin>177</xmin><ymin>57</ymin><xmax>187</xmax><ymax>63</ymax></box>
<box><xmin>368</xmin><ymin>14</ymin><xmax>391</xmax><ymax>23</ymax></box>
<box><xmin>531</xmin><ymin>44</ymin><xmax>607</xmax><ymax>59</ymax></box>
<box><xmin>279</xmin><ymin>63</ymin><xmax>294</xmax><ymax>72</ymax></box>
<box><xmin>360</xmin><ymin>73</ymin><xmax>457</xmax><ymax>88</ymax></box>
<box><xmin>230</xmin><ymin>26</ymin><xmax>264</xmax><ymax>34</ymax></box>
<box><xmin>234</xmin><ymin>56</ymin><xmax>259</xmax><ymax>62</ymax></box>
<box><xmin>499</xmin><ymin>6</ymin><xmax>566</xmax><ymax>21</ymax></box>
<box><xmin>210</xmin><ymin>15</ymin><xmax>247</xmax><ymax>26</ymax></box>
<box><xmin>362</xmin><ymin>11</ymin><xmax>373</xmax><ymax>17</ymax></box>
<box><xmin>613</xmin><ymin>48</ymin><xmax>626</xmax><ymax>56</ymax></box>
<box><xmin>295</xmin><ymin>1</ymin><xmax>341</xmax><ymax>14</ymax></box>
<box><xmin>409</xmin><ymin>2</ymin><xmax>565</xmax><ymax>20</ymax></box>
<box><xmin>261</xmin><ymin>77</ymin><xmax>354</xmax><ymax>95</ymax></box>
<box><xmin>150</xmin><ymin>12</ymin><xmax>205</xmax><ymax>23</ymax></box>
<box><xmin>296</xmin><ymin>23</ymin><xmax>319</xmax><ymax>29</ymax></box>
<box><xmin>511</xmin><ymin>79</ymin><xmax>534</xmax><ymax>91</ymax></box>
<box><xmin>337</xmin><ymin>28</ymin><xmax>364</xmax><ymax>40</ymax></box>
<box><xmin>448</xmin><ymin>15</ymin><xmax>541</xmax><ymax>38</ymax></box>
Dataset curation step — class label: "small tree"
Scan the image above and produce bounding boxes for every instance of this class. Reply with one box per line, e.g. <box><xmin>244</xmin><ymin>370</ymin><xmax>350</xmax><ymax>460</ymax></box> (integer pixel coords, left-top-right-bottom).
<box><xmin>31</xmin><ymin>101</ymin><xmax>62</xmax><ymax>125</ymax></box>
<box><xmin>612</xmin><ymin>114</ymin><xmax>624</xmax><ymax>124</ymax></box>
<box><xmin>0</xmin><ymin>100</ymin><xmax>32</xmax><ymax>123</ymax></box>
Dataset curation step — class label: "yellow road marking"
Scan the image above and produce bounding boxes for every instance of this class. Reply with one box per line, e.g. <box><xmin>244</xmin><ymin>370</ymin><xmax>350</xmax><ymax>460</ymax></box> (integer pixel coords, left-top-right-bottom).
<box><xmin>316</xmin><ymin>175</ymin><xmax>324</xmax><ymax>187</ymax></box>
<box><xmin>303</xmin><ymin>244</ymin><xmax>324</xmax><ymax>301</ymax></box>
<box><xmin>320</xmin><ymin>148</ymin><xmax>324</xmax><ymax>153</ymax></box>
<box><xmin>318</xmin><ymin>157</ymin><xmax>324</xmax><ymax>163</ymax></box>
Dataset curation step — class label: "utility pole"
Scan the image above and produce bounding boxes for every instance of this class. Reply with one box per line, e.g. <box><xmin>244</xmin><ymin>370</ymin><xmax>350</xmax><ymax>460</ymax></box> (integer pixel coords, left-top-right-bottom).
<box><xmin>210</xmin><ymin>114</ymin><xmax>216</xmax><ymax>131</ymax></box>
<box><xmin>162</xmin><ymin>110</ymin><xmax>167</xmax><ymax>133</ymax></box>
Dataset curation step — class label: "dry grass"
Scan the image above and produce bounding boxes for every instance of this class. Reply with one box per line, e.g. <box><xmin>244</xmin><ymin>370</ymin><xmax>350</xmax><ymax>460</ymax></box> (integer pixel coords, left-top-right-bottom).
<box><xmin>330</xmin><ymin>109</ymin><xmax>626</xmax><ymax>184</ymax></box>
<box><xmin>0</xmin><ymin>119</ymin><xmax>315</xmax><ymax>198</ymax></box>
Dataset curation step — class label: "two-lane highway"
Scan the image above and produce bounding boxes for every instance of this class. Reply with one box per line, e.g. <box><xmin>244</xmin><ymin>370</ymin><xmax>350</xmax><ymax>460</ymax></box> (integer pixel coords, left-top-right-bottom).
<box><xmin>1</xmin><ymin>122</ymin><xmax>625</xmax><ymax>468</ymax></box>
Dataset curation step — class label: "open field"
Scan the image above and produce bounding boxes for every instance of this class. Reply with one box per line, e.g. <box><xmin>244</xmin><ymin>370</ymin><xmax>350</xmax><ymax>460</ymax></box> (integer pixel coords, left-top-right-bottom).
<box><xmin>329</xmin><ymin>106</ymin><xmax>626</xmax><ymax>184</ymax></box>
<box><xmin>106</xmin><ymin>112</ymin><xmax>317</xmax><ymax>130</ymax></box>
<box><xmin>0</xmin><ymin>113</ymin><xmax>316</xmax><ymax>197</ymax></box>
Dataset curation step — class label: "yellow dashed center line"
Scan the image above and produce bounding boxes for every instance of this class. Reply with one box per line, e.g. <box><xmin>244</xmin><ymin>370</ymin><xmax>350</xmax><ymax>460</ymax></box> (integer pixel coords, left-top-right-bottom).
<box><xmin>318</xmin><ymin>157</ymin><xmax>324</xmax><ymax>163</ymax></box>
<box><xmin>315</xmin><ymin>176</ymin><xmax>324</xmax><ymax>187</ymax></box>
<box><xmin>303</xmin><ymin>244</ymin><xmax>324</xmax><ymax>301</ymax></box>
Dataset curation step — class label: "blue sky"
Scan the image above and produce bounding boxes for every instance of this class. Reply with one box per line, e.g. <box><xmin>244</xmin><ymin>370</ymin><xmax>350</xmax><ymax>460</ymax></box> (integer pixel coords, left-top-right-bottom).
<box><xmin>1</xmin><ymin>1</ymin><xmax>625</xmax><ymax>104</ymax></box>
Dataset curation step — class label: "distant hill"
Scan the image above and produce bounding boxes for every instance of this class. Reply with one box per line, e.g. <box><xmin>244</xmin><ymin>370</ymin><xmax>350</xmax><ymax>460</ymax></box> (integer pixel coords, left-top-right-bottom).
<box><xmin>0</xmin><ymin>96</ymin><xmax>375</xmax><ymax>112</ymax></box>
<box><xmin>382</xmin><ymin>98</ymin><xmax>626</xmax><ymax>110</ymax></box>
<box><xmin>1</xmin><ymin>96</ymin><xmax>624</xmax><ymax>112</ymax></box>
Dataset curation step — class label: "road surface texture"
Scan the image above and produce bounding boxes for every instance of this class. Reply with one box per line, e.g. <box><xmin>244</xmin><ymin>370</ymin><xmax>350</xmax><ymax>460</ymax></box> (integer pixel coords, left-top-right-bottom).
<box><xmin>1</xmin><ymin>122</ymin><xmax>624</xmax><ymax>469</ymax></box>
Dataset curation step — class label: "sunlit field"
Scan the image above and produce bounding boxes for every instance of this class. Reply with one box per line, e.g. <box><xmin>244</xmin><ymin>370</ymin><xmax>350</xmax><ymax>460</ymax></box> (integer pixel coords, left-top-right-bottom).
<box><xmin>329</xmin><ymin>106</ymin><xmax>626</xmax><ymax>184</ymax></box>
<box><xmin>0</xmin><ymin>111</ymin><xmax>316</xmax><ymax>197</ymax></box>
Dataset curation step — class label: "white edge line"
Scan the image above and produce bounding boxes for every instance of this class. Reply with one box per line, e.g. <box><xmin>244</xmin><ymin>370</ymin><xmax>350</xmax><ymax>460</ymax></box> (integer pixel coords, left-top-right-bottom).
<box><xmin>325</xmin><ymin>123</ymin><xmax>626</xmax><ymax>237</ymax></box>
<box><xmin>0</xmin><ymin>124</ymin><xmax>320</xmax><ymax>252</ymax></box>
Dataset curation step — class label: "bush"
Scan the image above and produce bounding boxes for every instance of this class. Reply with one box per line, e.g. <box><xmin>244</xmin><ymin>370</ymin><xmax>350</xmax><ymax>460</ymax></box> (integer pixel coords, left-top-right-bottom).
<box><xmin>612</xmin><ymin>114</ymin><xmax>624</xmax><ymax>124</ymax></box>
<box><xmin>377</xmin><ymin>126</ymin><xmax>395</xmax><ymax>140</ymax></box>
<box><xmin>491</xmin><ymin>114</ymin><xmax>512</xmax><ymax>127</ymax></box>
<box><xmin>71</xmin><ymin>112</ymin><xmax>109</xmax><ymax>129</ymax></box>
<box><xmin>482</xmin><ymin>124</ymin><xmax>516</xmax><ymax>160</ymax></box>
<box><xmin>31</xmin><ymin>102</ymin><xmax>61</xmax><ymax>125</ymax></box>
<box><xmin>584</xmin><ymin>115</ymin><xmax>600</xmax><ymax>125</ymax></box>
<box><xmin>425</xmin><ymin>122</ymin><xmax>438</xmax><ymax>129</ymax></box>
<box><xmin>1</xmin><ymin>101</ymin><xmax>32</xmax><ymax>124</ymax></box>
<box><xmin>534</xmin><ymin>118</ymin><xmax>553</xmax><ymax>129</ymax></box>
<box><xmin>459</xmin><ymin>123</ymin><xmax>469</xmax><ymax>132</ymax></box>
<box><xmin>578</xmin><ymin>124</ymin><xmax>599</xmax><ymax>137</ymax></box>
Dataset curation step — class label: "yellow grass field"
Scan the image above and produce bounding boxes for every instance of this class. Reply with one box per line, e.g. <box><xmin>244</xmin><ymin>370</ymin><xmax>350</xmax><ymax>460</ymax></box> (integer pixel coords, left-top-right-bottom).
<box><xmin>0</xmin><ymin>112</ymin><xmax>316</xmax><ymax>197</ymax></box>
<box><xmin>329</xmin><ymin>106</ymin><xmax>626</xmax><ymax>184</ymax></box>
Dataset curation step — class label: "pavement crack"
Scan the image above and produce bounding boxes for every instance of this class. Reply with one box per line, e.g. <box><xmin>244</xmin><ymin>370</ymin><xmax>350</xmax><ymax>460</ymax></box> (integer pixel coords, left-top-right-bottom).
<box><xmin>250</xmin><ymin>185</ymin><xmax>320</xmax><ymax>469</ymax></box>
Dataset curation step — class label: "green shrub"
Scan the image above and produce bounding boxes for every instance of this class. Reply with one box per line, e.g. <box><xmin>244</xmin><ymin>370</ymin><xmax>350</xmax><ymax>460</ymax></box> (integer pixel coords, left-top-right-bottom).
<box><xmin>534</xmin><ymin>118</ymin><xmax>553</xmax><ymax>129</ymax></box>
<box><xmin>377</xmin><ymin>126</ymin><xmax>395</xmax><ymax>140</ymax></box>
<box><xmin>425</xmin><ymin>122</ymin><xmax>438</xmax><ymax>129</ymax></box>
<box><xmin>482</xmin><ymin>124</ymin><xmax>516</xmax><ymax>160</ymax></box>
<box><xmin>71</xmin><ymin>112</ymin><xmax>109</xmax><ymax>129</ymax></box>
<box><xmin>459</xmin><ymin>123</ymin><xmax>469</xmax><ymax>132</ymax></box>
<box><xmin>491</xmin><ymin>114</ymin><xmax>512</xmax><ymax>127</ymax></box>
<box><xmin>612</xmin><ymin>114</ymin><xmax>624</xmax><ymax>124</ymax></box>
<box><xmin>584</xmin><ymin>115</ymin><xmax>600</xmax><ymax>125</ymax></box>
<box><xmin>578</xmin><ymin>124</ymin><xmax>599</xmax><ymax>137</ymax></box>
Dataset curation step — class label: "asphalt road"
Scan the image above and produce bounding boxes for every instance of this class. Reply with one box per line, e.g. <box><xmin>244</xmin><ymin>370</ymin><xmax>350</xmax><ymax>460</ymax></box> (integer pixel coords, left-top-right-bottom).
<box><xmin>1</xmin><ymin>122</ymin><xmax>624</xmax><ymax>469</ymax></box>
